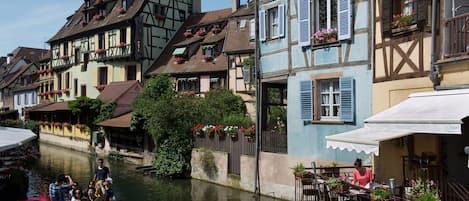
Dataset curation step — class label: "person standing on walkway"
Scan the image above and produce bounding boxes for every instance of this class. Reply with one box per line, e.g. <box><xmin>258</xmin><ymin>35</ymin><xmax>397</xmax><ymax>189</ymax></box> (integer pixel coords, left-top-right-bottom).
<box><xmin>49</xmin><ymin>174</ymin><xmax>73</xmax><ymax>201</ymax></box>
<box><xmin>93</xmin><ymin>158</ymin><xmax>110</xmax><ymax>182</ymax></box>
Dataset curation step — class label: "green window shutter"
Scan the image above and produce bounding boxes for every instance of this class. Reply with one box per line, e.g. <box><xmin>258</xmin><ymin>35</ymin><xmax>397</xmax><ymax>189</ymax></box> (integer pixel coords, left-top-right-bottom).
<box><xmin>339</xmin><ymin>77</ymin><xmax>354</xmax><ymax>122</ymax></box>
<box><xmin>300</xmin><ymin>80</ymin><xmax>313</xmax><ymax>120</ymax></box>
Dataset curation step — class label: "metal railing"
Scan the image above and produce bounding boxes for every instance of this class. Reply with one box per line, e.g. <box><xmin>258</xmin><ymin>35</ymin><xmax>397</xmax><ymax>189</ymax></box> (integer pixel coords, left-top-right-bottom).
<box><xmin>446</xmin><ymin>13</ymin><xmax>469</xmax><ymax>57</ymax></box>
<box><xmin>93</xmin><ymin>44</ymin><xmax>132</xmax><ymax>61</ymax></box>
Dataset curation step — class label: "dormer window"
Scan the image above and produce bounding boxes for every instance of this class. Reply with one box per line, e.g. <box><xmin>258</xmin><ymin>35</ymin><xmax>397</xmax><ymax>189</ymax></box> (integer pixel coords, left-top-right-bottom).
<box><xmin>173</xmin><ymin>47</ymin><xmax>187</xmax><ymax>57</ymax></box>
<box><xmin>122</xmin><ymin>0</ymin><xmax>127</xmax><ymax>11</ymax></box>
<box><xmin>154</xmin><ymin>4</ymin><xmax>166</xmax><ymax>20</ymax></box>
<box><xmin>85</xmin><ymin>0</ymin><xmax>90</xmax><ymax>8</ymax></box>
<box><xmin>202</xmin><ymin>45</ymin><xmax>215</xmax><ymax>57</ymax></box>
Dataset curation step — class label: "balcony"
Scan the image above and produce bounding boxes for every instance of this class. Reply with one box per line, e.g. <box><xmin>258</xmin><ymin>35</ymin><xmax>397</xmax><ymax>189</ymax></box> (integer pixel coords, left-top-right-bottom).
<box><xmin>92</xmin><ymin>44</ymin><xmax>132</xmax><ymax>62</ymax></box>
<box><xmin>445</xmin><ymin>13</ymin><xmax>469</xmax><ymax>58</ymax></box>
<box><xmin>52</xmin><ymin>56</ymin><xmax>74</xmax><ymax>69</ymax></box>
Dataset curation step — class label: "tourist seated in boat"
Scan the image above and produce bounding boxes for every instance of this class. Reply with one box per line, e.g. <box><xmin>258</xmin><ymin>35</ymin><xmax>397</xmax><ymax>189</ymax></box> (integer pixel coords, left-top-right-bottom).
<box><xmin>49</xmin><ymin>174</ymin><xmax>73</xmax><ymax>201</ymax></box>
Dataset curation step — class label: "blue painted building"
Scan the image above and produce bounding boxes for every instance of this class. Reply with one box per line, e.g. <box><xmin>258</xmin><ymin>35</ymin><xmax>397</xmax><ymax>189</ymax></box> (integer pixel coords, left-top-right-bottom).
<box><xmin>258</xmin><ymin>0</ymin><xmax>372</xmax><ymax>162</ymax></box>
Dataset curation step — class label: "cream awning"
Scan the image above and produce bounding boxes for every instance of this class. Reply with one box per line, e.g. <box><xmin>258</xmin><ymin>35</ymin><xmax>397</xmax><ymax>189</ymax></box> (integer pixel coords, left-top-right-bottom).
<box><xmin>0</xmin><ymin>127</ymin><xmax>37</xmax><ymax>152</ymax></box>
<box><xmin>326</xmin><ymin>89</ymin><xmax>469</xmax><ymax>155</ymax></box>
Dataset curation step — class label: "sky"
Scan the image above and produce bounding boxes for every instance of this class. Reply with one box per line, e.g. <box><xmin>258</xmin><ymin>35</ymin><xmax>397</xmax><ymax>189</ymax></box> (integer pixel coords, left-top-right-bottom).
<box><xmin>0</xmin><ymin>0</ymin><xmax>247</xmax><ymax>56</ymax></box>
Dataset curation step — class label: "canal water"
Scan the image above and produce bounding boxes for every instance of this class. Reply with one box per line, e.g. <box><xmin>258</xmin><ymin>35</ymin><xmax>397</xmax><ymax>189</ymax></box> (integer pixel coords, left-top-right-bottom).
<box><xmin>28</xmin><ymin>143</ymin><xmax>279</xmax><ymax>201</ymax></box>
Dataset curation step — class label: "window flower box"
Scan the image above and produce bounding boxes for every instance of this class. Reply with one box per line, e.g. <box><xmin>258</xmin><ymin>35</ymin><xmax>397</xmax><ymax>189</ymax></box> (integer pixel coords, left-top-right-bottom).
<box><xmin>196</xmin><ymin>28</ymin><xmax>207</xmax><ymax>36</ymax></box>
<box><xmin>75</xmin><ymin>124</ymin><xmax>85</xmax><ymax>129</ymax></box>
<box><xmin>95</xmin><ymin>48</ymin><xmax>106</xmax><ymax>55</ymax></box>
<box><xmin>313</xmin><ymin>28</ymin><xmax>338</xmax><ymax>45</ymax></box>
<box><xmin>202</xmin><ymin>125</ymin><xmax>215</xmax><ymax>137</ymax></box>
<box><xmin>54</xmin><ymin>90</ymin><xmax>62</xmax><ymax>95</ymax></box>
<box><xmin>81</xmin><ymin>20</ymin><xmax>88</xmax><ymax>26</ymax></box>
<box><xmin>38</xmin><ymin>93</ymin><xmax>43</xmax><ymax>97</ymax></box>
<box><xmin>117</xmin><ymin>42</ymin><xmax>126</xmax><ymax>48</ymax></box>
<box><xmin>241</xmin><ymin>125</ymin><xmax>255</xmax><ymax>141</ymax></box>
<box><xmin>60</xmin><ymin>55</ymin><xmax>69</xmax><ymax>60</ymax></box>
<box><xmin>117</xmin><ymin>7</ymin><xmax>126</xmax><ymax>14</ymax></box>
<box><xmin>45</xmin><ymin>91</ymin><xmax>51</xmax><ymax>95</ymax></box>
<box><xmin>93</xmin><ymin>14</ymin><xmax>104</xmax><ymax>21</ymax></box>
<box><xmin>211</xmin><ymin>27</ymin><xmax>222</xmax><ymax>34</ymax></box>
<box><xmin>392</xmin><ymin>13</ymin><xmax>415</xmax><ymax>29</ymax></box>
<box><xmin>62</xmin><ymin>89</ymin><xmax>70</xmax><ymax>94</ymax></box>
<box><xmin>155</xmin><ymin>15</ymin><xmax>165</xmax><ymax>20</ymax></box>
<box><xmin>53</xmin><ymin>122</ymin><xmax>62</xmax><ymax>127</ymax></box>
<box><xmin>202</xmin><ymin>55</ymin><xmax>213</xmax><ymax>62</ymax></box>
<box><xmin>95</xmin><ymin>85</ymin><xmax>106</xmax><ymax>90</ymax></box>
<box><xmin>183</xmin><ymin>31</ymin><xmax>193</xmax><ymax>38</ymax></box>
<box><xmin>192</xmin><ymin>123</ymin><xmax>204</xmax><ymax>136</ymax></box>
<box><xmin>42</xmin><ymin>121</ymin><xmax>50</xmax><ymax>126</ymax></box>
<box><xmin>174</xmin><ymin>56</ymin><xmax>185</xmax><ymax>64</ymax></box>
<box><xmin>212</xmin><ymin>125</ymin><xmax>225</xmax><ymax>137</ymax></box>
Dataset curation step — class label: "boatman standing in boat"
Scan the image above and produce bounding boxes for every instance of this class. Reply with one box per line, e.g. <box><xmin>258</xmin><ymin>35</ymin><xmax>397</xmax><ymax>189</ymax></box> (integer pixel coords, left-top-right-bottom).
<box><xmin>93</xmin><ymin>158</ymin><xmax>110</xmax><ymax>182</ymax></box>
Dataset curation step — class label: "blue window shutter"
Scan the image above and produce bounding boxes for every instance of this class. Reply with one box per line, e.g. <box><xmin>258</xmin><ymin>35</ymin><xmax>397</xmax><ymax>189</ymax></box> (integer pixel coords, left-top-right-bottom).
<box><xmin>259</xmin><ymin>10</ymin><xmax>266</xmax><ymax>42</ymax></box>
<box><xmin>300</xmin><ymin>80</ymin><xmax>313</xmax><ymax>120</ymax></box>
<box><xmin>340</xmin><ymin>77</ymin><xmax>354</xmax><ymax>122</ymax></box>
<box><xmin>243</xmin><ymin>65</ymin><xmax>251</xmax><ymax>84</ymax></box>
<box><xmin>278</xmin><ymin>4</ymin><xmax>285</xmax><ymax>38</ymax></box>
<box><xmin>298</xmin><ymin>0</ymin><xmax>311</xmax><ymax>47</ymax></box>
<box><xmin>338</xmin><ymin>0</ymin><xmax>352</xmax><ymax>40</ymax></box>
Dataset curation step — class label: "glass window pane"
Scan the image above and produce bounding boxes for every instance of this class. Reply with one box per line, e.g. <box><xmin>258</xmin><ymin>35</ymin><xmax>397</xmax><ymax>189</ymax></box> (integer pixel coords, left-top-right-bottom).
<box><xmin>333</xmin><ymin>106</ymin><xmax>339</xmax><ymax>117</ymax></box>
<box><xmin>331</xmin><ymin>0</ymin><xmax>338</xmax><ymax>29</ymax></box>
<box><xmin>317</xmin><ymin>0</ymin><xmax>327</xmax><ymax>30</ymax></box>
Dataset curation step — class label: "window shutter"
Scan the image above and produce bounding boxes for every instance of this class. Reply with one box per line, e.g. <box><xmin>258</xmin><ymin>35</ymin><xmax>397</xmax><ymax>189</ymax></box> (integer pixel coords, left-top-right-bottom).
<box><xmin>416</xmin><ymin>0</ymin><xmax>428</xmax><ymax>30</ymax></box>
<box><xmin>243</xmin><ymin>65</ymin><xmax>251</xmax><ymax>84</ymax></box>
<box><xmin>300</xmin><ymin>80</ymin><xmax>313</xmax><ymax>120</ymax></box>
<box><xmin>339</xmin><ymin>77</ymin><xmax>354</xmax><ymax>123</ymax></box>
<box><xmin>259</xmin><ymin>10</ymin><xmax>266</xmax><ymax>42</ymax></box>
<box><xmin>278</xmin><ymin>4</ymin><xmax>285</xmax><ymax>38</ymax></box>
<box><xmin>298</xmin><ymin>0</ymin><xmax>311</xmax><ymax>47</ymax></box>
<box><xmin>381</xmin><ymin>0</ymin><xmax>392</xmax><ymax>37</ymax></box>
<box><xmin>338</xmin><ymin>0</ymin><xmax>352</xmax><ymax>40</ymax></box>
<box><xmin>250</xmin><ymin>19</ymin><xmax>255</xmax><ymax>40</ymax></box>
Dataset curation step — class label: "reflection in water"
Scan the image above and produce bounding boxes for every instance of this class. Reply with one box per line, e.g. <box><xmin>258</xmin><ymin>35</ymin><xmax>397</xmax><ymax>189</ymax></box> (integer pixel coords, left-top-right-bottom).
<box><xmin>29</xmin><ymin>143</ymin><xmax>278</xmax><ymax>201</ymax></box>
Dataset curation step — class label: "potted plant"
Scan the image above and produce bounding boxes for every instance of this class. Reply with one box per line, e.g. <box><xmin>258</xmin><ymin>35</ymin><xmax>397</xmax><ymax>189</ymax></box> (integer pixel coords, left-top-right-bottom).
<box><xmin>63</xmin><ymin>122</ymin><xmax>72</xmax><ymax>129</ymax></box>
<box><xmin>174</xmin><ymin>56</ymin><xmax>185</xmax><ymax>64</ymax></box>
<box><xmin>371</xmin><ymin>188</ymin><xmax>392</xmax><ymax>201</ymax></box>
<box><xmin>291</xmin><ymin>163</ymin><xmax>306</xmax><ymax>178</ymax></box>
<box><xmin>203</xmin><ymin>125</ymin><xmax>215</xmax><ymax>137</ymax></box>
<box><xmin>313</xmin><ymin>28</ymin><xmax>338</xmax><ymax>44</ymax></box>
<box><xmin>53</xmin><ymin>122</ymin><xmax>62</xmax><ymax>127</ymax></box>
<box><xmin>321</xmin><ymin>162</ymin><xmax>340</xmax><ymax>176</ymax></box>
<box><xmin>414</xmin><ymin>191</ymin><xmax>440</xmax><ymax>201</ymax></box>
<box><xmin>326</xmin><ymin>177</ymin><xmax>349</xmax><ymax>193</ymax></box>
<box><xmin>62</xmin><ymin>89</ymin><xmax>70</xmax><ymax>94</ymax></box>
<box><xmin>192</xmin><ymin>123</ymin><xmax>204</xmax><ymax>136</ymax></box>
<box><xmin>95</xmin><ymin>48</ymin><xmax>106</xmax><ymax>55</ymax></box>
<box><xmin>213</xmin><ymin>124</ymin><xmax>224</xmax><ymax>137</ymax></box>
<box><xmin>117</xmin><ymin>7</ymin><xmax>125</xmax><ymax>14</ymax></box>
<box><xmin>392</xmin><ymin>13</ymin><xmax>415</xmax><ymax>29</ymax></box>
<box><xmin>183</xmin><ymin>31</ymin><xmax>193</xmax><ymax>38</ymax></box>
<box><xmin>95</xmin><ymin>85</ymin><xmax>106</xmax><ymax>90</ymax></box>
<box><xmin>411</xmin><ymin>179</ymin><xmax>441</xmax><ymax>201</ymax></box>
<box><xmin>93</xmin><ymin>14</ymin><xmax>104</xmax><ymax>20</ymax></box>
<box><xmin>224</xmin><ymin>126</ymin><xmax>238</xmax><ymax>139</ymax></box>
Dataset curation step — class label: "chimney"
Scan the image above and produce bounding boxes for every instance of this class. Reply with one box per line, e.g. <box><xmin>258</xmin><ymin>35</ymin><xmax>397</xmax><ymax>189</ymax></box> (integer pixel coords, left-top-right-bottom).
<box><xmin>6</xmin><ymin>53</ymin><xmax>13</xmax><ymax>65</ymax></box>
<box><xmin>232</xmin><ymin>0</ymin><xmax>240</xmax><ymax>12</ymax></box>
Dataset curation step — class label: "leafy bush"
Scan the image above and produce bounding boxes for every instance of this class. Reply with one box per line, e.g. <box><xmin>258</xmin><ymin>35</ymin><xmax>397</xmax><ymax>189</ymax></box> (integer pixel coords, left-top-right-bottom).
<box><xmin>222</xmin><ymin>114</ymin><xmax>253</xmax><ymax>127</ymax></box>
<box><xmin>154</xmin><ymin>136</ymin><xmax>192</xmax><ymax>177</ymax></box>
<box><xmin>201</xmin><ymin>89</ymin><xmax>246</xmax><ymax>124</ymax></box>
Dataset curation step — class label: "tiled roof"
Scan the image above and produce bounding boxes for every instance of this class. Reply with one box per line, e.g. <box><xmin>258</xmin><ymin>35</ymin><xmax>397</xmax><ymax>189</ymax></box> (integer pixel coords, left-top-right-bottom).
<box><xmin>10</xmin><ymin>47</ymin><xmax>49</xmax><ymax>63</ymax></box>
<box><xmin>147</xmin><ymin>9</ymin><xmax>232</xmax><ymax>76</ymax></box>
<box><xmin>97</xmin><ymin>80</ymin><xmax>142</xmax><ymax>117</ymax></box>
<box><xmin>97</xmin><ymin>112</ymin><xmax>132</xmax><ymax>128</ymax></box>
<box><xmin>24</xmin><ymin>102</ymin><xmax>54</xmax><ymax>113</ymax></box>
<box><xmin>224</xmin><ymin>6</ymin><xmax>255</xmax><ymax>53</ymax></box>
<box><xmin>0</xmin><ymin>63</ymin><xmax>36</xmax><ymax>89</ymax></box>
<box><xmin>33</xmin><ymin>102</ymin><xmax>70</xmax><ymax>112</ymax></box>
<box><xmin>12</xmin><ymin>82</ymin><xmax>40</xmax><ymax>92</ymax></box>
<box><xmin>48</xmin><ymin>0</ymin><xmax>145</xmax><ymax>42</ymax></box>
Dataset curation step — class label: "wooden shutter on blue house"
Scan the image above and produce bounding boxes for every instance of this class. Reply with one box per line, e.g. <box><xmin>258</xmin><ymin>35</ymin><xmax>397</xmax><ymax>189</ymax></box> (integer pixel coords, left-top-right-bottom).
<box><xmin>338</xmin><ymin>0</ymin><xmax>352</xmax><ymax>40</ymax></box>
<box><xmin>298</xmin><ymin>0</ymin><xmax>311</xmax><ymax>47</ymax></box>
<box><xmin>259</xmin><ymin>10</ymin><xmax>266</xmax><ymax>42</ymax></box>
<box><xmin>278</xmin><ymin>4</ymin><xmax>285</xmax><ymax>38</ymax></box>
<box><xmin>339</xmin><ymin>77</ymin><xmax>354</xmax><ymax>122</ymax></box>
<box><xmin>300</xmin><ymin>80</ymin><xmax>313</xmax><ymax>120</ymax></box>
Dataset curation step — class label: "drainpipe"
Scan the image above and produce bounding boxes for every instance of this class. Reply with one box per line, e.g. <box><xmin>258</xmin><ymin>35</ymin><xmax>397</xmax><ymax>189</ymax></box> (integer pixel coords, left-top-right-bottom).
<box><xmin>429</xmin><ymin>0</ymin><xmax>440</xmax><ymax>88</ymax></box>
<box><xmin>254</xmin><ymin>0</ymin><xmax>261</xmax><ymax>196</ymax></box>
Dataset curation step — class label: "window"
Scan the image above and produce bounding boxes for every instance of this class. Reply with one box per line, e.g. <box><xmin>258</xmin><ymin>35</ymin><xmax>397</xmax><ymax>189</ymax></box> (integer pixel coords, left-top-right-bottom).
<box><xmin>122</xmin><ymin>0</ymin><xmax>127</xmax><ymax>10</ymax></box>
<box><xmin>177</xmin><ymin>78</ymin><xmax>200</xmax><ymax>93</ymax></box>
<box><xmin>120</xmin><ymin>28</ymin><xmax>127</xmax><ymax>43</ymax></box>
<box><xmin>269</xmin><ymin>7</ymin><xmax>279</xmax><ymax>38</ymax></box>
<box><xmin>57</xmin><ymin>73</ymin><xmax>62</xmax><ymax>90</ymax></box>
<box><xmin>16</xmin><ymin>95</ymin><xmax>19</xmax><ymax>105</ymax></box>
<box><xmin>299</xmin><ymin>76</ymin><xmax>355</xmax><ymax>122</ymax></box>
<box><xmin>74</xmin><ymin>48</ymin><xmax>80</xmax><ymax>64</ymax></box>
<box><xmin>98</xmin><ymin>33</ymin><xmax>105</xmax><ymax>49</ymax></box>
<box><xmin>63</xmin><ymin>42</ymin><xmax>69</xmax><ymax>56</ymax></box>
<box><xmin>319</xmin><ymin>79</ymin><xmax>340</xmax><ymax>120</ymax></box>
<box><xmin>126</xmin><ymin>65</ymin><xmax>136</xmax><ymax>81</ymax></box>
<box><xmin>65</xmin><ymin>72</ymin><xmax>70</xmax><ymax>89</ymax></box>
<box><xmin>109</xmin><ymin>30</ymin><xmax>117</xmax><ymax>48</ymax></box>
<box><xmin>210</xmin><ymin>77</ymin><xmax>222</xmax><ymax>89</ymax></box>
<box><xmin>178</xmin><ymin>10</ymin><xmax>186</xmax><ymax>20</ymax></box>
<box><xmin>82</xmin><ymin>53</ymin><xmax>89</xmax><ymax>72</ymax></box>
<box><xmin>25</xmin><ymin>94</ymin><xmax>28</xmax><ymax>105</ymax></box>
<box><xmin>154</xmin><ymin>4</ymin><xmax>166</xmax><ymax>17</ymax></box>
<box><xmin>81</xmin><ymin>85</ymin><xmax>87</xmax><ymax>97</ymax></box>
<box><xmin>32</xmin><ymin>92</ymin><xmax>36</xmax><ymax>104</ymax></box>
<box><xmin>259</xmin><ymin>4</ymin><xmax>285</xmax><ymax>41</ymax></box>
<box><xmin>203</xmin><ymin>47</ymin><xmax>214</xmax><ymax>56</ymax></box>
<box><xmin>240</xmin><ymin>19</ymin><xmax>247</xmax><ymax>29</ymax></box>
<box><xmin>98</xmin><ymin>67</ymin><xmax>108</xmax><ymax>85</ymax></box>
<box><xmin>382</xmin><ymin>0</ymin><xmax>430</xmax><ymax>36</ymax></box>
<box><xmin>53</xmin><ymin>45</ymin><xmax>59</xmax><ymax>59</ymax></box>
<box><xmin>316</xmin><ymin>0</ymin><xmax>338</xmax><ymax>31</ymax></box>
<box><xmin>74</xmin><ymin>79</ymin><xmax>78</xmax><ymax>96</ymax></box>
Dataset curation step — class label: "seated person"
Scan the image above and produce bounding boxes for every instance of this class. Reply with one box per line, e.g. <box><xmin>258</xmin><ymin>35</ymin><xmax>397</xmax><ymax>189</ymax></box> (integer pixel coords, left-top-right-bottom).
<box><xmin>353</xmin><ymin>158</ymin><xmax>373</xmax><ymax>188</ymax></box>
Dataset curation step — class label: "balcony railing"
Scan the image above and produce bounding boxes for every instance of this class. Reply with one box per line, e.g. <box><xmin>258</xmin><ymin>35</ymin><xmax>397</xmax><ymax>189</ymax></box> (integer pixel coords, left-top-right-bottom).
<box><xmin>51</xmin><ymin>56</ymin><xmax>74</xmax><ymax>68</ymax></box>
<box><xmin>92</xmin><ymin>44</ymin><xmax>132</xmax><ymax>62</ymax></box>
<box><xmin>446</xmin><ymin>13</ymin><xmax>469</xmax><ymax>57</ymax></box>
